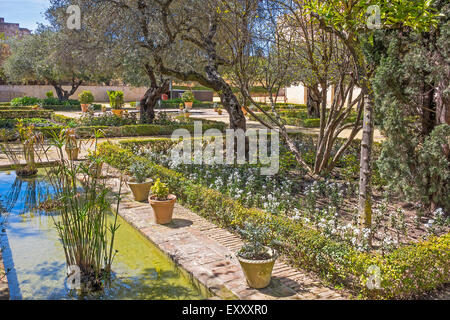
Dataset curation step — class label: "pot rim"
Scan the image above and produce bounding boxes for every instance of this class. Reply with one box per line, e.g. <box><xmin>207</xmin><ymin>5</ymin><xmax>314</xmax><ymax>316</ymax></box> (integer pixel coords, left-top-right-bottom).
<box><xmin>127</xmin><ymin>180</ymin><xmax>152</xmax><ymax>186</ymax></box>
<box><xmin>149</xmin><ymin>194</ymin><xmax>177</xmax><ymax>202</ymax></box>
<box><xmin>236</xmin><ymin>247</ymin><xmax>278</xmax><ymax>264</ymax></box>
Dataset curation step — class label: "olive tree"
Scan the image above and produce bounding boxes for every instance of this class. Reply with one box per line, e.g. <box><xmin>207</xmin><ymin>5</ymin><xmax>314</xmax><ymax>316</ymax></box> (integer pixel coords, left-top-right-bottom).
<box><xmin>55</xmin><ymin>0</ymin><xmax>250</xmax><ymax>130</ymax></box>
<box><xmin>3</xmin><ymin>26</ymin><xmax>103</xmax><ymax>101</ymax></box>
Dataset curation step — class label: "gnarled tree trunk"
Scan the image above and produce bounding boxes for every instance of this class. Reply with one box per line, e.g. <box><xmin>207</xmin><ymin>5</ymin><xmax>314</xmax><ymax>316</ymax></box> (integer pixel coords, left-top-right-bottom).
<box><xmin>51</xmin><ymin>80</ymin><xmax>82</xmax><ymax>101</ymax></box>
<box><xmin>140</xmin><ymin>64</ymin><xmax>170</xmax><ymax>124</ymax></box>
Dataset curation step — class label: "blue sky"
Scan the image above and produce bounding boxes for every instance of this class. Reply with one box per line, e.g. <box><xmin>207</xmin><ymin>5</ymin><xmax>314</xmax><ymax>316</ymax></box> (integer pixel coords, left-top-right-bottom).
<box><xmin>0</xmin><ymin>0</ymin><xmax>50</xmax><ymax>32</ymax></box>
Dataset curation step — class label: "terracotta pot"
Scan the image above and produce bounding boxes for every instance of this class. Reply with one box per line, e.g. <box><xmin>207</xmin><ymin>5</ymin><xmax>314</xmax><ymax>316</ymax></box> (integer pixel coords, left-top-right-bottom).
<box><xmin>112</xmin><ymin>109</ymin><xmax>123</xmax><ymax>117</ymax></box>
<box><xmin>217</xmin><ymin>110</ymin><xmax>223</xmax><ymax>115</ymax></box>
<box><xmin>65</xmin><ymin>147</ymin><xmax>79</xmax><ymax>160</ymax></box>
<box><xmin>81</xmin><ymin>104</ymin><xmax>89</xmax><ymax>112</ymax></box>
<box><xmin>242</xmin><ymin>107</ymin><xmax>248</xmax><ymax>116</ymax></box>
<box><xmin>149</xmin><ymin>194</ymin><xmax>176</xmax><ymax>224</ymax></box>
<box><xmin>236</xmin><ymin>247</ymin><xmax>277</xmax><ymax>289</ymax></box>
<box><xmin>184</xmin><ymin>101</ymin><xmax>193</xmax><ymax>110</ymax></box>
<box><xmin>128</xmin><ymin>181</ymin><xmax>152</xmax><ymax>202</ymax></box>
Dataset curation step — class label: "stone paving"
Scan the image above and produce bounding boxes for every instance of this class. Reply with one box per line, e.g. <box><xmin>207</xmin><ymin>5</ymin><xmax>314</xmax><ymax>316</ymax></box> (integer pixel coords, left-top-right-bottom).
<box><xmin>102</xmin><ymin>164</ymin><xmax>345</xmax><ymax>300</ymax></box>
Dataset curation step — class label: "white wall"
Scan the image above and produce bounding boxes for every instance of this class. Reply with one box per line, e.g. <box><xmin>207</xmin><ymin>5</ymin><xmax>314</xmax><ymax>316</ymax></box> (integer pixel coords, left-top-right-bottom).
<box><xmin>0</xmin><ymin>85</ymin><xmax>149</xmax><ymax>102</ymax></box>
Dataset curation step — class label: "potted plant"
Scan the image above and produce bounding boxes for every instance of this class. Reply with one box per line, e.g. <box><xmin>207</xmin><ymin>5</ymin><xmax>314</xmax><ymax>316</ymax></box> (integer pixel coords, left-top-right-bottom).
<box><xmin>236</xmin><ymin>222</ymin><xmax>278</xmax><ymax>289</ymax></box>
<box><xmin>213</xmin><ymin>102</ymin><xmax>218</xmax><ymax>112</ymax></box>
<box><xmin>79</xmin><ymin>90</ymin><xmax>94</xmax><ymax>113</ymax></box>
<box><xmin>63</xmin><ymin>128</ymin><xmax>80</xmax><ymax>160</ymax></box>
<box><xmin>184</xmin><ymin>109</ymin><xmax>190</xmax><ymax>118</ymax></box>
<box><xmin>179</xmin><ymin>103</ymin><xmax>184</xmax><ymax>111</ymax></box>
<box><xmin>217</xmin><ymin>108</ymin><xmax>223</xmax><ymax>115</ymax></box>
<box><xmin>181</xmin><ymin>91</ymin><xmax>195</xmax><ymax>110</ymax></box>
<box><xmin>149</xmin><ymin>178</ymin><xmax>176</xmax><ymax>224</ymax></box>
<box><xmin>127</xmin><ymin>162</ymin><xmax>152</xmax><ymax>202</ymax></box>
<box><xmin>101</xmin><ymin>104</ymin><xmax>107</xmax><ymax>113</ymax></box>
<box><xmin>107</xmin><ymin>90</ymin><xmax>124</xmax><ymax>117</ymax></box>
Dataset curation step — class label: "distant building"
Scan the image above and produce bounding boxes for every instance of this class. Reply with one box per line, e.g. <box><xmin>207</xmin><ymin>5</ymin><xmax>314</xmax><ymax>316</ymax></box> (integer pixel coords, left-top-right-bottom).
<box><xmin>0</xmin><ymin>17</ymin><xmax>31</xmax><ymax>38</ymax></box>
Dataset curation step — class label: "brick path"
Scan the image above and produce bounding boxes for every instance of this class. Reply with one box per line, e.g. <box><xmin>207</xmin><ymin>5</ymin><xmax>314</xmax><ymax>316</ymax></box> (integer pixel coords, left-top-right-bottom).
<box><xmin>103</xmin><ymin>165</ymin><xmax>344</xmax><ymax>300</ymax></box>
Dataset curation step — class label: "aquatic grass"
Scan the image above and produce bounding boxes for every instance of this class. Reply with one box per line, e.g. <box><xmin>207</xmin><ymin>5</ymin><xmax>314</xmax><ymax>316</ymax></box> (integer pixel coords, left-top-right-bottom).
<box><xmin>36</xmin><ymin>129</ymin><xmax>122</xmax><ymax>291</ymax></box>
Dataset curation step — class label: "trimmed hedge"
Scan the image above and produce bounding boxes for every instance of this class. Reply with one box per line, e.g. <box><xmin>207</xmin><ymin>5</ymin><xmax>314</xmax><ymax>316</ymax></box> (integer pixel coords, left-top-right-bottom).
<box><xmin>98</xmin><ymin>141</ymin><xmax>450</xmax><ymax>299</ymax></box>
<box><xmin>0</xmin><ymin>109</ymin><xmax>53</xmax><ymax>119</ymax></box>
<box><xmin>36</xmin><ymin>121</ymin><xmax>227</xmax><ymax>138</ymax></box>
<box><xmin>41</xmin><ymin>104</ymin><xmax>101</xmax><ymax>111</ymax></box>
<box><xmin>159</xmin><ymin>101</ymin><xmax>217</xmax><ymax>109</ymax></box>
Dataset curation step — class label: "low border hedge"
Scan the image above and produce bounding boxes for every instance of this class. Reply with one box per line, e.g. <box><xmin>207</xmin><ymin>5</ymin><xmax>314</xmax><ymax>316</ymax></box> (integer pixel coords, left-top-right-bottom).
<box><xmin>98</xmin><ymin>141</ymin><xmax>450</xmax><ymax>299</ymax></box>
<box><xmin>0</xmin><ymin>109</ymin><xmax>53</xmax><ymax>119</ymax></box>
<box><xmin>36</xmin><ymin>120</ymin><xmax>227</xmax><ymax>138</ymax></box>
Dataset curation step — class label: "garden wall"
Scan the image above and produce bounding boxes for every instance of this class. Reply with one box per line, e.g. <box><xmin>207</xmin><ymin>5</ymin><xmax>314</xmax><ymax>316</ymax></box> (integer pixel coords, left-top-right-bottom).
<box><xmin>0</xmin><ymin>85</ymin><xmax>216</xmax><ymax>103</ymax></box>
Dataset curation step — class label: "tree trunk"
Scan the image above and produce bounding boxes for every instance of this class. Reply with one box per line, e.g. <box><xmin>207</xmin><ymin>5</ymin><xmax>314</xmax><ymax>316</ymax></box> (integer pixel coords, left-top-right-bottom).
<box><xmin>52</xmin><ymin>80</ymin><xmax>82</xmax><ymax>101</ymax></box>
<box><xmin>358</xmin><ymin>92</ymin><xmax>374</xmax><ymax>232</ymax></box>
<box><xmin>140</xmin><ymin>81</ymin><xmax>170</xmax><ymax>124</ymax></box>
<box><xmin>204</xmin><ymin>67</ymin><xmax>246</xmax><ymax>131</ymax></box>
<box><xmin>306</xmin><ymin>86</ymin><xmax>320</xmax><ymax>118</ymax></box>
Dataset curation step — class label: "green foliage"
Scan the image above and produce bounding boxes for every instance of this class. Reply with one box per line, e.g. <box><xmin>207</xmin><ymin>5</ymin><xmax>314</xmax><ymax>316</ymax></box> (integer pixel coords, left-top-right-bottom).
<box><xmin>10</xmin><ymin>96</ymin><xmax>41</xmax><ymax>107</ymax></box>
<box><xmin>129</xmin><ymin>162</ymin><xmax>149</xmax><ymax>183</ymax></box>
<box><xmin>107</xmin><ymin>91</ymin><xmax>124</xmax><ymax>109</ymax></box>
<box><xmin>181</xmin><ymin>91</ymin><xmax>195</xmax><ymax>103</ymax></box>
<box><xmin>0</xmin><ymin>109</ymin><xmax>53</xmax><ymax>119</ymax></box>
<box><xmin>78</xmin><ymin>90</ymin><xmax>94</xmax><ymax>104</ymax></box>
<box><xmin>46</xmin><ymin>91</ymin><xmax>54</xmax><ymax>98</ymax></box>
<box><xmin>78</xmin><ymin>113</ymin><xmax>137</xmax><ymax>127</ymax></box>
<box><xmin>373</xmin><ymin>27</ymin><xmax>450</xmax><ymax>211</ymax></box>
<box><xmin>151</xmin><ymin>178</ymin><xmax>169</xmax><ymax>200</ymax></box>
<box><xmin>237</xmin><ymin>222</ymin><xmax>274</xmax><ymax>260</ymax></box>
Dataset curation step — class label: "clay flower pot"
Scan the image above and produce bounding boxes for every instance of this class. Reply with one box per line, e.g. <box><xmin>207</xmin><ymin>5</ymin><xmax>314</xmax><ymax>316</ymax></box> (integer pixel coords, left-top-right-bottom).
<box><xmin>65</xmin><ymin>147</ymin><xmax>79</xmax><ymax>160</ymax></box>
<box><xmin>184</xmin><ymin>101</ymin><xmax>193</xmax><ymax>110</ymax></box>
<box><xmin>149</xmin><ymin>194</ymin><xmax>176</xmax><ymax>224</ymax></box>
<box><xmin>242</xmin><ymin>107</ymin><xmax>248</xmax><ymax>116</ymax></box>
<box><xmin>112</xmin><ymin>109</ymin><xmax>123</xmax><ymax>117</ymax></box>
<box><xmin>217</xmin><ymin>109</ymin><xmax>223</xmax><ymax>115</ymax></box>
<box><xmin>128</xmin><ymin>181</ymin><xmax>152</xmax><ymax>202</ymax></box>
<box><xmin>81</xmin><ymin>104</ymin><xmax>89</xmax><ymax>112</ymax></box>
<box><xmin>236</xmin><ymin>247</ymin><xmax>278</xmax><ymax>289</ymax></box>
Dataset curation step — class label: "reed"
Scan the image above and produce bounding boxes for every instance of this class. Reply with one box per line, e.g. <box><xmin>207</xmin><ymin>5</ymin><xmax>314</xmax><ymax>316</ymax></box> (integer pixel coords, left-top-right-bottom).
<box><xmin>37</xmin><ymin>128</ymin><xmax>122</xmax><ymax>292</ymax></box>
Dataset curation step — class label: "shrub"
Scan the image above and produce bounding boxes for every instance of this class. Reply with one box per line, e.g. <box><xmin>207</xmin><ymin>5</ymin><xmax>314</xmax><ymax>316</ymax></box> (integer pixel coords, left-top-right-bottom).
<box><xmin>41</xmin><ymin>97</ymin><xmax>60</xmax><ymax>106</ymax></box>
<box><xmin>0</xmin><ymin>109</ymin><xmax>53</xmax><ymax>119</ymax></box>
<box><xmin>129</xmin><ymin>162</ymin><xmax>150</xmax><ymax>183</ymax></box>
<box><xmin>107</xmin><ymin>90</ymin><xmax>124</xmax><ymax>109</ymax></box>
<box><xmin>302</xmin><ymin>118</ymin><xmax>321</xmax><ymax>128</ymax></box>
<box><xmin>10</xmin><ymin>96</ymin><xmax>41</xmax><ymax>107</ymax></box>
<box><xmin>78</xmin><ymin>90</ymin><xmax>94</xmax><ymax>104</ymax></box>
<box><xmin>181</xmin><ymin>91</ymin><xmax>195</xmax><ymax>103</ymax></box>
<box><xmin>150</xmin><ymin>178</ymin><xmax>170</xmax><ymax>200</ymax></box>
